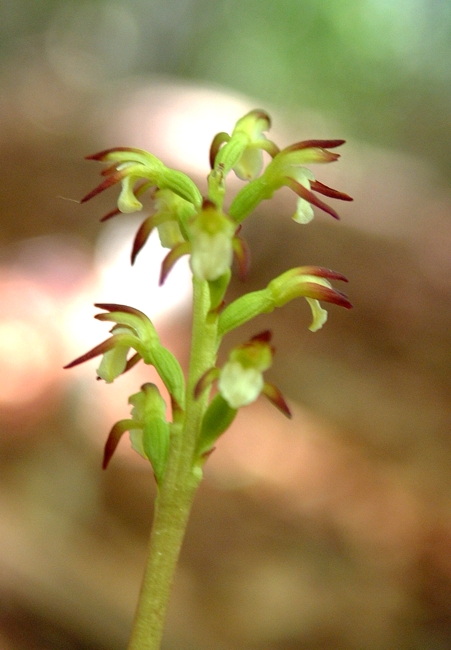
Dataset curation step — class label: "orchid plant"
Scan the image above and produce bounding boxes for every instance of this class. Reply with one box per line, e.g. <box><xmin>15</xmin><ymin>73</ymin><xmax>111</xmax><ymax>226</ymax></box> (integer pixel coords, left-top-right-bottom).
<box><xmin>65</xmin><ymin>109</ymin><xmax>353</xmax><ymax>650</ymax></box>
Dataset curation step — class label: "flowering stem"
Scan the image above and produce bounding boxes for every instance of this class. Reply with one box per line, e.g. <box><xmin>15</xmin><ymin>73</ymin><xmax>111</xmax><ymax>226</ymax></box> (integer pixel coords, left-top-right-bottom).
<box><xmin>127</xmin><ymin>277</ymin><xmax>219</xmax><ymax>650</ymax></box>
<box><xmin>72</xmin><ymin>111</ymin><xmax>352</xmax><ymax>650</ymax></box>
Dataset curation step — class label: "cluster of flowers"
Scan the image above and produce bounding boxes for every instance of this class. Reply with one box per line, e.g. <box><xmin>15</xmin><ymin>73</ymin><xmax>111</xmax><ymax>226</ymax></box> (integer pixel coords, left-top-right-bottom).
<box><xmin>65</xmin><ymin>110</ymin><xmax>352</xmax><ymax>479</ymax></box>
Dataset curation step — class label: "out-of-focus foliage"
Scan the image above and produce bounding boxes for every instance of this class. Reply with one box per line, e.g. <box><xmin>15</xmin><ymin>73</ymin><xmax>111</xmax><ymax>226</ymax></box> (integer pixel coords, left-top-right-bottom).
<box><xmin>2</xmin><ymin>0</ymin><xmax>451</xmax><ymax>175</ymax></box>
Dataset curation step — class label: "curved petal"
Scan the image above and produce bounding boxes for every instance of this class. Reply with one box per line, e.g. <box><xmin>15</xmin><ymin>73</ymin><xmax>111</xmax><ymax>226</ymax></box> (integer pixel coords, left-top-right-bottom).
<box><xmin>285</xmin><ymin>177</ymin><xmax>340</xmax><ymax>219</ymax></box>
<box><xmin>103</xmin><ymin>419</ymin><xmax>136</xmax><ymax>469</ymax></box>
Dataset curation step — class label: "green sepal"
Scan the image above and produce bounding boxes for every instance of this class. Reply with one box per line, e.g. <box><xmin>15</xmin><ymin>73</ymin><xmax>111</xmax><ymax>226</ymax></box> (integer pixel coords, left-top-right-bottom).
<box><xmin>195</xmin><ymin>393</ymin><xmax>237</xmax><ymax>459</ymax></box>
<box><xmin>141</xmin><ymin>418</ymin><xmax>170</xmax><ymax>484</ymax></box>
<box><xmin>214</xmin><ymin>132</ymin><xmax>248</xmax><ymax>176</ymax></box>
<box><xmin>95</xmin><ymin>306</ymin><xmax>160</xmax><ymax>345</ymax></box>
<box><xmin>160</xmin><ymin>169</ymin><xmax>203</xmax><ymax>209</ymax></box>
<box><xmin>208</xmin><ymin>269</ymin><xmax>231</xmax><ymax>312</ymax></box>
<box><xmin>129</xmin><ymin>383</ymin><xmax>170</xmax><ymax>484</ymax></box>
<box><xmin>148</xmin><ymin>346</ymin><xmax>186</xmax><ymax>410</ymax></box>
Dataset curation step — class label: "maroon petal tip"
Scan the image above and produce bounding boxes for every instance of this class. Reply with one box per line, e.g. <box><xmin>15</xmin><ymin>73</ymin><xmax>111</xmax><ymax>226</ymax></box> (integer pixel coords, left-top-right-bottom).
<box><xmin>100</xmin><ymin>207</ymin><xmax>121</xmax><ymax>222</ymax></box>
<box><xmin>131</xmin><ymin>216</ymin><xmax>156</xmax><ymax>265</ymax></box>
<box><xmin>63</xmin><ymin>337</ymin><xmax>115</xmax><ymax>369</ymax></box>
<box><xmin>262</xmin><ymin>382</ymin><xmax>292</xmax><ymax>418</ymax></box>
<box><xmin>102</xmin><ymin>419</ymin><xmax>134</xmax><ymax>469</ymax></box>
<box><xmin>80</xmin><ymin>172</ymin><xmax>123</xmax><ymax>203</ymax></box>
<box><xmin>286</xmin><ymin>178</ymin><xmax>341</xmax><ymax>219</ymax></box>
<box><xmin>94</xmin><ymin>303</ymin><xmax>146</xmax><ymax>318</ymax></box>
<box><xmin>85</xmin><ymin>147</ymin><xmax>139</xmax><ymax>161</ymax></box>
<box><xmin>310</xmin><ymin>180</ymin><xmax>353</xmax><ymax>202</ymax></box>
<box><xmin>250</xmin><ymin>330</ymin><xmax>272</xmax><ymax>343</ymax></box>
<box><xmin>300</xmin><ymin>267</ymin><xmax>349</xmax><ymax>283</ymax></box>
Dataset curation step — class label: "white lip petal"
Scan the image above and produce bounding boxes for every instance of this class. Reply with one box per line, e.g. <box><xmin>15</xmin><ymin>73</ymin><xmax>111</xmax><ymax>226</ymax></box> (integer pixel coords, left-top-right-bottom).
<box><xmin>190</xmin><ymin>232</ymin><xmax>233</xmax><ymax>281</ymax></box>
<box><xmin>218</xmin><ymin>362</ymin><xmax>264</xmax><ymax>408</ymax></box>
<box><xmin>293</xmin><ymin>198</ymin><xmax>315</xmax><ymax>224</ymax></box>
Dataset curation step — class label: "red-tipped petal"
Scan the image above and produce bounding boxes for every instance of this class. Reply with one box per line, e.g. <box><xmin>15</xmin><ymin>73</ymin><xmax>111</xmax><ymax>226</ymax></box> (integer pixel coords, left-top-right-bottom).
<box><xmin>232</xmin><ymin>235</ymin><xmax>251</xmax><ymax>281</ymax></box>
<box><xmin>283</xmin><ymin>139</ymin><xmax>346</xmax><ymax>153</ymax></box>
<box><xmin>94</xmin><ymin>303</ymin><xmax>147</xmax><ymax>318</ymax></box>
<box><xmin>209</xmin><ymin>132</ymin><xmax>230</xmax><ymax>169</ymax></box>
<box><xmin>159</xmin><ymin>242</ymin><xmax>191</xmax><ymax>285</ymax></box>
<box><xmin>80</xmin><ymin>171</ymin><xmax>124</xmax><ymax>203</ymax></box>
<box><xmin>124</xmin><ymin>352</ymin><xmax>142</xmax><ymax>373</ymax></box>
<box><xmin>302</xmin><ymin>282</ymin><xmax>353</xmax><ymax>309</ymax></box>
<box><xmin>63</xmin><ymin>337</ymin><xmax>116</xmax><ymax>369</ymax></box>
<box><xmin>310</xmin><ymin>180</ymin><xmax>353</xmax><ymax>202</ymax></box>
<box><xmin>297</xmin><ymin>266</ymin><xmax>349</xmax><ymax>282</ymax></box>
<box><xmin>262</xmin><ymin>382</ymin><xmax>292</xmax><ymax>418</ymax></box>
<box><xmin>103</xmin><ymin>419</ymin><xmax>135</xmax><ymax>469</ymax></box>
<box><xmin>250</xmin><ymin>330</ymin><xmax>272</xmax><ymax>344</ymax></box>
<box><xmin>248</xmin><ymin>108</ymin><xmax>272</xmax><ymax>126</ymax></box>
<box><xmin>131</xmin><ymin>216</ymin><xmax>156</xmax><ymax>265</ymax></box>
<box><xmin>100</xmin><ymin>207</ymin><xmax>122</xmax><ymax>222</ymax></box>
<box><xmin>285</xmin><ymin>178</ymin><xmax>340</xmax><ymax>219</ymax></box>
<box><xmin>100</xmin><ymin>162</ymin><xmax>121</xmax><ymax>177</ymax></box>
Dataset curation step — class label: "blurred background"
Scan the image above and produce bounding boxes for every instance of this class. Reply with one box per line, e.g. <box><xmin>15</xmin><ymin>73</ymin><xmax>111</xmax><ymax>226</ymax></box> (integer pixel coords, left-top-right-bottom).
<box><xmin>1</xmin><ymin>0</ymin><xmax>451</xmax><ymax>648</ymax></box>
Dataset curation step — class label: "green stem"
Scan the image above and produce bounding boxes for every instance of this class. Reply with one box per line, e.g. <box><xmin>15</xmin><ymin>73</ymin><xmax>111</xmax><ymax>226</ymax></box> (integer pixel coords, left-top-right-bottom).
<box><xmin>127</xmin><ymin>277</ymin><xmax>219</xmax><ymax>650</ymax></box>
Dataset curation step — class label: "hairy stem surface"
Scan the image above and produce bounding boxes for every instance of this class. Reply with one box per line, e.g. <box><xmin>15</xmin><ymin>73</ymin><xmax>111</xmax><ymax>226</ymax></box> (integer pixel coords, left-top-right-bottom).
<box><xmin>127</xmin><ymin>277</ymin><xmax>219</xmax><ymax>650</ymax></box>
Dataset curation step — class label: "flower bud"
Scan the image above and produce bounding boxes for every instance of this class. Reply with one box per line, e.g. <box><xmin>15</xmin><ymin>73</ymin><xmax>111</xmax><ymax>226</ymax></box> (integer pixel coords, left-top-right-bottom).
<box><xmin>129</xmin><ymin>383</ymin><xmax>170</xmax><ymax>483</ymax></box>
<box><xmin>195</xmin><ymin>394</ymin><xmax>237</xmax><ymax>459</ymax></box>
<box><xmin>101</xmin><ymin>384</ymin><xmax>170</xmax><ymax>482</ymax></box>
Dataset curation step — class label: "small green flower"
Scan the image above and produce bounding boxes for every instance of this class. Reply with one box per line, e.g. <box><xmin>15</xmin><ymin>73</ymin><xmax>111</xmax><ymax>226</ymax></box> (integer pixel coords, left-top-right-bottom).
<box><xmin>229</xmin><ymin>139</ymin><xmax>353</xmax><ymax>223</ymax></box>
<box><xmin>102</xmin><ymin>383</ymin><xmax>170</xmax><ymax>483</ymax></box>
<box><xmin>63</xmin><ymin>304</ymin><xmax>148</xmax><ymax>383</ymax></box>
<box><xmin>218</xmin><ymin>332</ymin><xmax>273</xmax><ymax>408</ymax></box>
<box><xmin>209</xmin><ymin>109</ymin><xmax>279</xmax><ymax>181</ymax></box>
<box><xmin>159</xmin><ymin>199</ymin><xmax>250</xmax><ymax>286</ymax></box>
<box><xmin>64</xmin><ymin>304</ymin><xmax>185</xmax><ymax>408</ymax></box>
<box><xmin>193</xmin><ymin>331</ymin><xmax>290</xmax><ymax>460</ymax></box>
<box><xmin>130</xmin><ymin>188</ymin><xmax>195</xmax><ymax>265</ymax></box>
<box><xmin>196</xmin><ymin>331</ymin><xmax>291</xmax><ymax>413</ymax></box>
<box><xmin>189</xmin><ymin>200</ymin><xmax>236</xmax><ymax>281</ymax></box>
<box><xmin>218</xmin><ymin>267</ymin><xmax>352</xmax><ymax>336</ymax></box>
<box><xmin>81</xmin><ymin>147</ymin><xmax>202</xmax><ymax>213</ymax></box>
